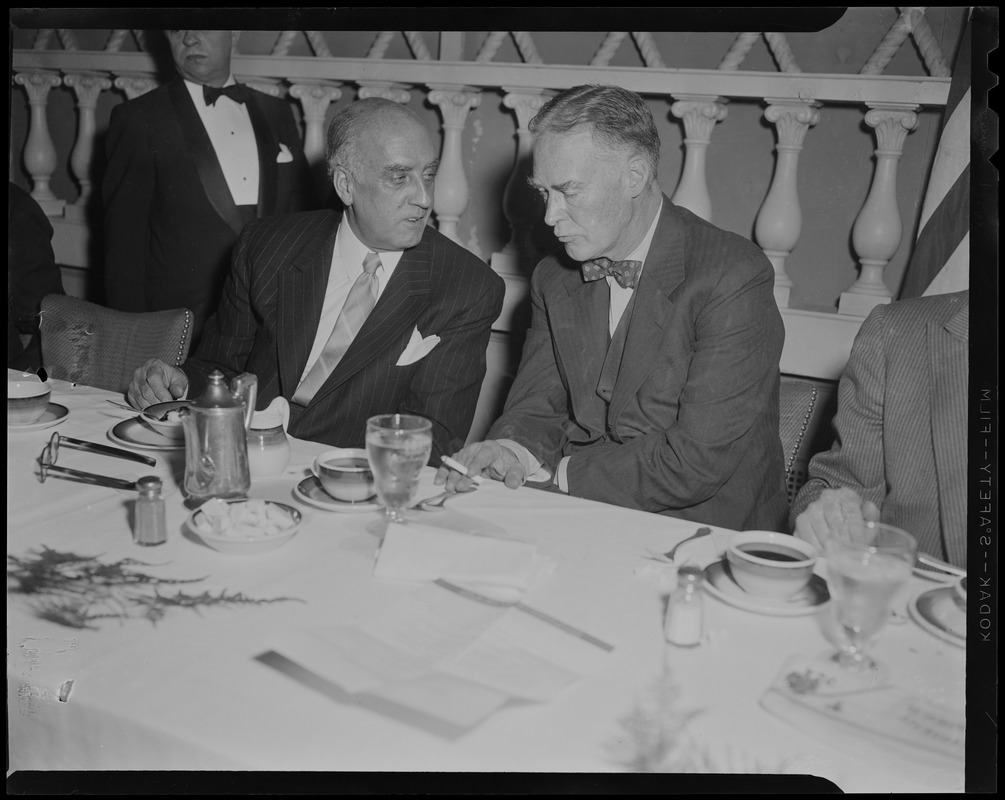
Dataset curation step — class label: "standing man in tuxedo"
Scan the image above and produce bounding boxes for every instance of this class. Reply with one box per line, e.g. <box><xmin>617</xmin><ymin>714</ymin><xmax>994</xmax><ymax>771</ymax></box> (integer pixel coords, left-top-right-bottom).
<box><xmin>127</xmin><ymin>98</ymin><xmax>504</xmax><ymax>461</ymax></box>
<box><xmin>102</xmin><ymin>29</ymin><xmax>317</xmax><ymax>347</ymax></box>
<box><xmin>436</xmin><ymin>85</ymin><xmax>787</xmax><ymax>532</ymax></box>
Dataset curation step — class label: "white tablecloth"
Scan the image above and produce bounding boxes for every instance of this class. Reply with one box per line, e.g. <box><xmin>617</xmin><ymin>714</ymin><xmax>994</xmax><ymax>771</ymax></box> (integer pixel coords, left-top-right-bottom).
<box><xmin>7</xmin><ymin>379</ymin><xmax>968</xmax><ymax>790</ymax></box>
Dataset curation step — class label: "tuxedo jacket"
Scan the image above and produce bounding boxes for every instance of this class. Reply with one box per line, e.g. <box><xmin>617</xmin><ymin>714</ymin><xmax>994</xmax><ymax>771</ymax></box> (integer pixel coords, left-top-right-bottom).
<box><xmin>489</xmin><ymin>198</ymin><xmax>788</xmax><ymax>531</ymax></box>
<box><xmin>102</xmin><ymin>77</ymin><xmax>317</xmax><ymax>345</ymax></box>
<box><xmin>183</xmin><ymin>210</ymin><xmax>505</xmax><ymax>461</ymax></box>
<box><xmin>790</xmin><ymin>291</ymin><xmax>969</xmax><ymax>567</ymax></box>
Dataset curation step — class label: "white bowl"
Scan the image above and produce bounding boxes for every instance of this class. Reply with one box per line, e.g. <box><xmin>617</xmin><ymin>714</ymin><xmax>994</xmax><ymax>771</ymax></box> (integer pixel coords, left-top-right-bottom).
<box><xmin>188</xmin><ymin>498</ymin><xmax>302</xmax><ymax>555</ymax></box>
<box><xmin>725</xmin><ymin>531</ymin><xmax>818</xmax><ymax>599</ymax></box>
<box><xmin>8</xmin><ymin>379</ymin><xmax>52</xmax><ymax>425</ymax></box>
<box><xmin>140</xmin><ymin>400</ymin><xmax>190</xmax><ymax>440</ymax></box>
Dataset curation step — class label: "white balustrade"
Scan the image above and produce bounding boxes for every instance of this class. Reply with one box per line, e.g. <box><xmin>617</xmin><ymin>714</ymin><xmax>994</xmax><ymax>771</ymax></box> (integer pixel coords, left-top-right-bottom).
<box><xmin>490</xmin><ymin>89</ymin><xmax>548</xmax><ymax>332</ymax></box>
<box><xmin>842</xmin><ymin>103</ymin><xmax>919</xmax><ymax>316</ymax></box>
<box><xmin>288</xmin><ymin>82</ymin><xmax>343</xmax><ymax>168</ymax></box>
<box><xmin>668</xmin><ymin>95</ymin><xmax>728</xmax><ymax>222</ymax></box>
<box><xmin>357</xmin><ymin>83</ymin><xmax>412</xmax><ymax>104</ymax></box>
<box><xmin>754</xmin><ymin>100</ymin><xmax>820</xmax><ymax>308</ymax></box>
<box><xmin>13</xmin><ymin>70</ymin><xmax>64</xmax><ymax>215</ymax></box>
<box><xmin>427</xmin><ymin>86</ymin><xmax>481</xmax><ymax>246</ymax></box>
<box><xmin>112</xmin><ymin>73</ymin><xmax>157</xmax><ymax>100</ymax></box>
<box><xmin>62</xmin><ymin>72</ymin><xmax>112</xmax><ymax>221</ymax></box>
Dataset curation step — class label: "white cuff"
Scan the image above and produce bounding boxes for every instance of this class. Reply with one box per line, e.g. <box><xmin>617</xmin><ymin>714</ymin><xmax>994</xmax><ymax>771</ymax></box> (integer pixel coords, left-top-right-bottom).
<box><xmin>495</xmin><ymin>439</ymin><xmax>552</xmax><ymax>484</ymax></box>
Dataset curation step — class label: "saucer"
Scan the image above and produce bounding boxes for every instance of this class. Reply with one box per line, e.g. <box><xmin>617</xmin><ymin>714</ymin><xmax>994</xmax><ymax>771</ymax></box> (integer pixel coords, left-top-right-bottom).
<box><xmin>8</xmin><ymin>403</ymin><xmax>69</xmax><ymax>432</ymax></box>
<box><xmin>703</xmin><ymin>559</ymin><xmax>829</xmax><ymax>617</ymax></box>
<box><xmin>908</xmin><ymin>586</ymin><xmax>965</xmax><ymax>647</ymax></box>
<box><xmin>108</xmin><ymin>418</ymin><xmax>185</xmax><ymax>451</ymax></box>
<box><xmin>293</xmin><ymin>476</ymin><xmax>381</xmax><ymax>513</ymax></box>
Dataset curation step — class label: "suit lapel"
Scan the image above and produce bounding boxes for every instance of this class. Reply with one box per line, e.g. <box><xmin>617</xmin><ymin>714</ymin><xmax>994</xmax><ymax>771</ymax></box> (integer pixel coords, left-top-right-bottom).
<box><xmin>246</xmin><ymin>94</ymin><xmax>279</xmax><ymax>218</ymax></box>
<box><xmin>549</xmin><ymin>266</ymin><xmax>610</xmax><ymax>435</ymax></box>
<box><xmin>278</xmin><ymin>216</ymin><xmax>337</xmax><ymax>396</ymax></box>
<box><xmin>928</xmin><ymin>301</ymin><xmax>969</xmax><ymax>541</ymax></box>
<box><xmin>608</xmin><ymin>200</ymin><xmax>685</xmax><ymax>423</ymax></box>
<box><xmin>168</xmin><ymin>79</ymin><xmax>245</xmax><ymax>236</ymax></box>
<box><xmin>307</xmin><ymin>232</ymin><xmax>433</xmax><ymax>407</ymax></box>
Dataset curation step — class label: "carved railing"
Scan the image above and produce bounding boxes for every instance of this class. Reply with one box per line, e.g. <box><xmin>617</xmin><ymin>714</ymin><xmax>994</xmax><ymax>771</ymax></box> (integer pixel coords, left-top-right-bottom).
<box><xmin>11</xmin><ymin>19</ymin><xmax>954</xmax><ymax>390</ymax></box>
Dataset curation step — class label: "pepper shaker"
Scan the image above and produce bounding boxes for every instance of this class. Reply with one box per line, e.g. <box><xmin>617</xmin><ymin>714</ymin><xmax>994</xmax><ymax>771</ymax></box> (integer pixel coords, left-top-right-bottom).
<box><xmin>134</xmin><ymin>475</ymin><xmax>167</xmax><ymax>546</ymax></box>
<box><xmin>664</xmin><ymin>564</ymin><xmax>705</xmax><ymax>647</ymax></box>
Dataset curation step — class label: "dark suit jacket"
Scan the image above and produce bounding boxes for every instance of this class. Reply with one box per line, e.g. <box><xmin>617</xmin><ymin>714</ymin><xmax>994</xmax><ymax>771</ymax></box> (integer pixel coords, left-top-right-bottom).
<box><xmin>102</xmin><ymin>76</ymin><xmax>316</xmax><ymax>346</ymax></box>
<box><xmin>183</xmin><ymin>210</ymin><xmax>505</xmax><ymax>461</ymax></box>
<box><xmin>790</xmin><ymin>291</ymin><xmax>968</xmax><ymax>567</ymax></box>
<box><xmin>489</xmin><ymin>198</ymin><xmax>788</xmax><ymax>531</ymax></box>
<box><xmin>8</xmin><ymin>182</ymin><xmax>64</xmax><ymax>370</ymax></box>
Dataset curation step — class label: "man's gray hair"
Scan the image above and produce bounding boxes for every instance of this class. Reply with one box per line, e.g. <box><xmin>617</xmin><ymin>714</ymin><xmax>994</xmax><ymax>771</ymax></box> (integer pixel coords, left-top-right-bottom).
<box><xmin>529</xmin><ymin>84</ymin><xmax>661</xmax><ymax>176</ymax></box>
<box><xmin>325</xmin><ymin>97</ymin><xmax>420</xmax><ymax>180</ymax></box>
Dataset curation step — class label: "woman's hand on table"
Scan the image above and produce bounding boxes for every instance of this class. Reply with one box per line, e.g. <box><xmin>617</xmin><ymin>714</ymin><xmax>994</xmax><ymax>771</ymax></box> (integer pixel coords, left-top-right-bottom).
<box><xmin>434</xmin><ymin>440</ymin><xmax>527</xmax><ymax>491</ymax></box>
<box><xmin>127</xmin><ymin>358</ymin><xmax>189</xmax><ymax>409</ymax></box>
<box><xmin>794</xmin><ymin>487</ymin><xmax>881</xmax><ymax>551</ymax></box>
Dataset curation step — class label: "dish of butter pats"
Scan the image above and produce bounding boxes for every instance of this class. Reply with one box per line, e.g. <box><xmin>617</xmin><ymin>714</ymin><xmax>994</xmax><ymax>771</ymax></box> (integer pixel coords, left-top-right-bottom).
<box><xmin>189</xmin><ymin>498</ymin><xmax>303</xmax><ymax>554</ymax></box>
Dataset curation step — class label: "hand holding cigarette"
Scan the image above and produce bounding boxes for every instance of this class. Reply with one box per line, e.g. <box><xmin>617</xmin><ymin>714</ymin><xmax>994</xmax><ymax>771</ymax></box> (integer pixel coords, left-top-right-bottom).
<box><xmin>432</xmin><ymin>440</ymin><xmax>527</xmax><ymax>491</ymax></box>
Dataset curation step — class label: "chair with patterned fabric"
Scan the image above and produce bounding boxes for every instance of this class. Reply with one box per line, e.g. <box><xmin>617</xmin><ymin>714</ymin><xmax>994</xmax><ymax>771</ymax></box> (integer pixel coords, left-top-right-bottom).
<box><xmin>39</xmin><ymin>294</ymin><xmax>193</xmax><ymax>395</ymax></box>
<box><xmin>779</xmin><ymin>377</ymin><xmax>821</xmax><ymax>507</ymax></box>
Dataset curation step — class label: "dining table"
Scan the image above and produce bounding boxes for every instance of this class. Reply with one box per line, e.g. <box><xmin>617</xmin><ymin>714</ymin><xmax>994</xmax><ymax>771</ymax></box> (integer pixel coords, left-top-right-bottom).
<box><xmin>7</xmin><ymin>374</ymin><xmax>971</xmax><ymax>792</ymax></box>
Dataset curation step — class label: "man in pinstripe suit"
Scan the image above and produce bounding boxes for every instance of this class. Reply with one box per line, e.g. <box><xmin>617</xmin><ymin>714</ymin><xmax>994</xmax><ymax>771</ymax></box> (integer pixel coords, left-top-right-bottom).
<box><xmin>127</xmin><ymin>98</ymin><xmax>504</xmax><ymax>461</ymax></box>
<box><xmin>790</xmin><ymin>291</ymin><xmax>969</xmax><ymax>568</ymax></box>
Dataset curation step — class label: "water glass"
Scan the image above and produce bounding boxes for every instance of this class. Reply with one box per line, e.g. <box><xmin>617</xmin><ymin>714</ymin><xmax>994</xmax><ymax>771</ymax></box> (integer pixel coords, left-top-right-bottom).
<box><xmin>365</xmin><ymin>414</ymin><xmax>433</xmax><ymax>524</ymax></box>
<box><xmin>823</xmin><ymin>521</ymin><xmax>918</xmax><ymax>670</ymax></box>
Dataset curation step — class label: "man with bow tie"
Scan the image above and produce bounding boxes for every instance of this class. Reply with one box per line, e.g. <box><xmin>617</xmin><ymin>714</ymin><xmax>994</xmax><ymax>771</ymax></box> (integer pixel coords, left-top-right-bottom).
<box><xmin>437</xmin><ymin>84</ymin><xmax>788</xmax><ymax>531</ymax></box>
<box><xmin>102</xmin><ymin>29</ymin><xmax>317</xmax><ymax>347</ymax></box>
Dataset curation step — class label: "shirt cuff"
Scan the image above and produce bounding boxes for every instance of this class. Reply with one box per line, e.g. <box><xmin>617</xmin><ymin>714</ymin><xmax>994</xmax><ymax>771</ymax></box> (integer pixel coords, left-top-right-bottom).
<box><xmin>495</xmin><ymin>439</ymin><xmax>553</xmax><ymax>484</ymax></box>
<box><xmin>556</xmin><ymin>456</ymin><xmax>571</xmax><ymax>493</ymax></box>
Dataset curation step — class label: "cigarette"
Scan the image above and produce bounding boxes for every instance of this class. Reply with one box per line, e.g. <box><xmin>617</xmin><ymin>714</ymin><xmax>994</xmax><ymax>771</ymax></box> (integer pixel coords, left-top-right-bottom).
<box><xmin>440</xmin><ymin>455</ymin><xmax>484</xmax><ymax>485</ymax></box>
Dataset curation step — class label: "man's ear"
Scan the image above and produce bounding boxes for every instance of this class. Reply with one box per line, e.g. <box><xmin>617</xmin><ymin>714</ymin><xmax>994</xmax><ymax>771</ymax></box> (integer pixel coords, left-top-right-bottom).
<box><xmin>332</xmin><ymin>165</ymin><xmax>353</xmax><ymax>207</ymax></box>
<box><xmin>625</xmin><ymin>154</ymin><xmax>651</xmax><ymax>198</ymax></box>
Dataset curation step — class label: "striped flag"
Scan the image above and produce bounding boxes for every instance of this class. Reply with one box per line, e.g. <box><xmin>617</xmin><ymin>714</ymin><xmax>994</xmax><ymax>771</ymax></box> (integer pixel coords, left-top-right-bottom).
<box><xmin>900</xmin><ymin>15</ymin><xmax>971</xmax><ymax>299</ymax></box>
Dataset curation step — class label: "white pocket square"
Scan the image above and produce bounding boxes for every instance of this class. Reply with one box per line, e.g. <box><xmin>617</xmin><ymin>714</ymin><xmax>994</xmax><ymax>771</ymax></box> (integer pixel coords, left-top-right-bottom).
<box><xmin>276</xmin><ymin>143</ymin><xmax>293</xmax><ymax>163</ymax></box>
<box><xmin>396</xmin><ymin>327</ymin><xmax>440</xmax><ymax>366</ymax></box>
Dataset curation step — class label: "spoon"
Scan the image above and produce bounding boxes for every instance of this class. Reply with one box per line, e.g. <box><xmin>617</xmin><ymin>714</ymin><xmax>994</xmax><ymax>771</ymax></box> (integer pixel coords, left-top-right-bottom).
<box><xmin>663</xmin><ymin>527</ymin><xmax>713</xmax><ymax>561</ymax></box>
<box><xmin>414</xmin><ymin>490</ymin><xmax>475</xmax><ymax>512</ymax></box>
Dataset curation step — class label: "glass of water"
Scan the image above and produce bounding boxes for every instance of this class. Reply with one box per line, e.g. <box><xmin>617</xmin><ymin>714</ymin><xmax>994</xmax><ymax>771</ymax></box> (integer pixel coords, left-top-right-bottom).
<box><xmin>823</xmin><ymin>521</ymin><xmax>918</xmax><ymax>670</ymax></box>
<box><xmin>365</xmin><ymin>414</ymin><xmax>433</xmax><ymax>524</ymax></box>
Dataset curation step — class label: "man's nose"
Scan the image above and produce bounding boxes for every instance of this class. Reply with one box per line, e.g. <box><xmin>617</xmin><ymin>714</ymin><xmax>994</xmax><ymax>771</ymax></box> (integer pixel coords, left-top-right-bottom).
<box><xmin>543</xmin><ymin>194</ymin><xmax>563</xmax><ymax>227</ymax></box>
<box><xmin>410</xmin><ymin>177</ymin><xmax>432</xmax><ymax>209</ymax></box>
<box><xmin>181</xmin><ymin>30</ymin><xmax>201</xmax><ymax>45</ymax></box>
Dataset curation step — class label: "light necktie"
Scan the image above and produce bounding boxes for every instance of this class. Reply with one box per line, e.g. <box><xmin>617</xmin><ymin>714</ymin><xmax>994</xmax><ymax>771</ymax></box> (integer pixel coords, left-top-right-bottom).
<box><xmin>293</xmin><ymin>251</ymin><xmax>382</xmax><ymax>406</ymax></box>
<box><xmin>582</xmin><ymin>257</ymin><xmax>643</xmax><ymax>290</ymax></box>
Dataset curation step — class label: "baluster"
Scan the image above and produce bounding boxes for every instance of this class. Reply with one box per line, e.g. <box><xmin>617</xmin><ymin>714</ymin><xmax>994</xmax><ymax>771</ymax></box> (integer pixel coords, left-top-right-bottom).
<box><xmin>357</xmin><ymin>83</ymin><xmax>411</xmax><ymax>104</ymax></box>
<box><xmin>113</xmin><ymin>74</ymin><xmax>158</xmax><ymax>100</ymax></box>
<box><xmin>13</xmin><ymin>71</ymin><xmax>64</xmax><ymax>215</ymax></box>
<box><xmin>427</xmin><ymin>86</ymin><xmax>481</xmax><ymax>246</ymax></box>
<box><xmin>754</xmin><ymin>100</ymin><xmax>820</xmax><ymax>308</ymax></box>
<box><xmin>62</xmin><ymin>73</ymin><xmax>112</xmax><ymax>221</ymax></box>
<box><xmin>669</xmin><ymin>95</ymin><xmax>727</xmax><ymax>222</ymax></box>
<box><xmin>841</xmin><ymin>104</ymin><xmax>919</xmax><ymax>316</ymax></box>
<box><xmin>288</xmin><ymin>82</ymin><xmax>343</xmax><ymax>167</ymax></box>
<box><xmin>490</xmin><ymin>90</ymin><xmax>548</xmax><ymax>331</ymax></box>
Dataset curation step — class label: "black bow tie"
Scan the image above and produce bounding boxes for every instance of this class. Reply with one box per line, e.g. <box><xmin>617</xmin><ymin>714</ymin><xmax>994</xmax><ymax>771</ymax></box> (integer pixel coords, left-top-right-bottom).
<box><xmin>203</xmin><ymin>83</ymin><xmax>250</xmax><ymax>106</ymax></box>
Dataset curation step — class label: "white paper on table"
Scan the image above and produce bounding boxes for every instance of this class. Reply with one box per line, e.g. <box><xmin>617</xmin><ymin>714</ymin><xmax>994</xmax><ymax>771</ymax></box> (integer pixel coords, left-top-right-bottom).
<box><xmin>268</xmin><ymin>579</ymin><xmax>613</xmax><ymax>729</ymax></box>
<box><xmin>760</xmin><ymin>654</ymin><xmax>966</xmax><ymax>773</ymax></box>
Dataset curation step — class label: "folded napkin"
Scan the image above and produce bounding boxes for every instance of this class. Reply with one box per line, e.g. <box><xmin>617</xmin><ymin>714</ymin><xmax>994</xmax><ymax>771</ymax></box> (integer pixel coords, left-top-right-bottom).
<box><xmin>760</xmin><ymin>654</ymin><xmax>965</xmax><ymax>772</ymax></box>
<box><xmin>374</xmin><ymin>522</ymin><xmax>538</xmax><ymax>596</ymax></box>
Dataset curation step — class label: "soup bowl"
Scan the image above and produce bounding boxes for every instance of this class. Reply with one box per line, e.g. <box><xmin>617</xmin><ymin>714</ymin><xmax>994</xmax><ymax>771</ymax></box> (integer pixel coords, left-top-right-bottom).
<box><xmin>725</xmin><ymin>531</ymin><xmax>819</xmax><ymax>599</ymax></box>
<box><xmin>8</xmin><ymin>379</ymin><xmax>52</xmax><ymax>425</ymax></box>
<box><xmin>312</xmin><ymin>447</ymin><xmax>376</xmax><ymax>503</ymax></box>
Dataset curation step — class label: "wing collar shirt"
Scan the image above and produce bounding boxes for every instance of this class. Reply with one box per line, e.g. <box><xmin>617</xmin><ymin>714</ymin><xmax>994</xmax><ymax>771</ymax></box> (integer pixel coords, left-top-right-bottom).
<box><xmin>299</xmin><ymin>219</ymin><xmax>403</xmax><ymax>381</ymax></box>
<box><xmin>184</xmin><ymin>77</ymin><xmax>260</xmax><ymax>205</ymax></box>
<box><xmin>499</xmin><ymin>198</ymin><xmax>664</xmax><ymax>492</ymax></box>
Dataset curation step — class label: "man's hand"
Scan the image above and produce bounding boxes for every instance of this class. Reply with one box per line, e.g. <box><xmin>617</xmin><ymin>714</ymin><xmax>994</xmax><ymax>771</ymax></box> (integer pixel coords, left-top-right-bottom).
<box><xmin>127</xmin><ymin>358</ymin><xmax>189</xmax><ymax>409</ymax></box>
<box><xmin>433</xmin><ymin>440</ymin><xmax>528</xmax><ymax>491</ymax></box>
<box><xmin>794</xmin><ymin>487</ymin><xmax>881</xmax><ymax>551</ymax></box>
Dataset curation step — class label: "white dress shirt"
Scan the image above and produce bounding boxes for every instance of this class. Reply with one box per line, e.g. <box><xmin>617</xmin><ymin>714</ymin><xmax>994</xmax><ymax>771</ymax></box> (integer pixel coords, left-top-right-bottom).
<box><xmin>499</xmin><ymin>199</ymin><xmax>664</xmax><ymax>491</ymax></box>
<box><xmin>299</xmin><ymin>220</ymin><xmax>402</xmax><ymax>382</ymax></box>
<box><xmin>184</xmin><ymin>77</ymin><xmax>259</xmax><ymax>205</ymax></box>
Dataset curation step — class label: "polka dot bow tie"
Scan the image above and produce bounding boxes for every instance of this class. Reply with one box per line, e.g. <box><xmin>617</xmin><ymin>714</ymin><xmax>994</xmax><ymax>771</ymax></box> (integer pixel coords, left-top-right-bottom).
<box><xmin>582</xmin><ymin>257</ymin><xmax>643</xmax><ymax>290</ymax></box>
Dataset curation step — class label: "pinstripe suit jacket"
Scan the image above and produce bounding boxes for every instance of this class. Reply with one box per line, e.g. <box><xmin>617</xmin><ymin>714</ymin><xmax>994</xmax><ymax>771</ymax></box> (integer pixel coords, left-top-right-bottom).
<box><xmin>790</xmin><ymin>291</ymin><xmax>969</xmax><ymax>567</ymax></box>
<box><xmin>182</xmin><ymin>210</ymin><xmax>504</xmax><ymax>461</ymax></box>
<box><xmin>488</xmin><ymin>199</ymin><xmax>788</xmax><ymax>531</ymax></box>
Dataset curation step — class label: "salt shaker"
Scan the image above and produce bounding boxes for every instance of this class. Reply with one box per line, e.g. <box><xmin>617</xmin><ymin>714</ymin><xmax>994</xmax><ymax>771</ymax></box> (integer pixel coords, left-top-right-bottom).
<box><xmin>134</xmin><ymin>475</ymin><xmax>167</xmax><ymax>546</ymax></box>
<box><xmin>664</xmin><ymin>564</ymin><xmax>705</xmax><ymax>647</ymax></box>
